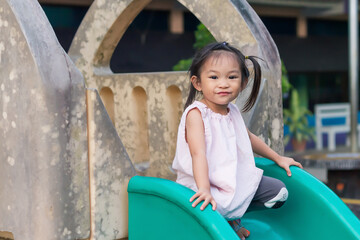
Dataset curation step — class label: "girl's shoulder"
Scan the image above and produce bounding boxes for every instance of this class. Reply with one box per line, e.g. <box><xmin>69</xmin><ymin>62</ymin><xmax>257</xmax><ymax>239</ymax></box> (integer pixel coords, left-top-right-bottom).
<box><xmin>185</xmin><ymin>101</ymin><xmax>241</xmax><ymax>119</ymax></box>
<box><xmin>183</xmin><ymin>101</ymin><xmax>207</xmax><ymax>116</ymax></box>
<box><xmin>180</xmin><ymin>101</ymin><xmax>208</xmax><ymax>132</ymax></box>
<box><xmin>186</xmin><ymin>100</ymin><xmax>207</xmax><ymax>109</ymax></box>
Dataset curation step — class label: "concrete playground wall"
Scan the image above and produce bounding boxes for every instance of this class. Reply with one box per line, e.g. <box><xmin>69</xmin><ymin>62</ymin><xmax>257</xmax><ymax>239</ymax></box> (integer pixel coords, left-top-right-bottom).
<box><xmin>0</xmin><ymin>0</ymin><xmax>135</xmax><ymax>239</ymax></box>
<box><xmin>69</xmin><ymin>0</ymin><xmax>283</xmax><ymax>180</ymax></box>
<box><xmin>0</xmin><ymin>0</ymin><xmax>282</xmax><ymax>239</ymax></box>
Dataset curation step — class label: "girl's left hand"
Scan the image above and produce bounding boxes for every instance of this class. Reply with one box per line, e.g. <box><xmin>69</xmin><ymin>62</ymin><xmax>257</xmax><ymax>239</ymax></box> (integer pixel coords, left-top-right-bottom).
<box><xmin>275</xmin><ymin>156</ymin><xmax>303</xmax><ymax>177</ymax></box>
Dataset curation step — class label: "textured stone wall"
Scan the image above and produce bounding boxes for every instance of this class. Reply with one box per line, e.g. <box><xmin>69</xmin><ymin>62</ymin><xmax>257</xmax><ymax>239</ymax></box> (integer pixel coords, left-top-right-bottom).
<box><xmin>69</xmin><ymin>0</ymin><xmax>188</xmax><ymax>180</ymax></box>
<box><xmin>69</xmin><ymin>0</ymin><xmax>283</xmax><ymax>181</ymax></box>
<box><xmin>0</xmin><ymin>0</ymin><xmax>90</xmax><ymax>238</ymax></box>
<box><xmin>0</xmin><ymin>0</ymin><xmax>283</xmax><ymax>238</ymax></box>
<box><xmin>0</xmin><ymin>0</ymin><xmax>135</xmax><ymax>239</ymax></box>
<box><xmin>229</xmin><ymin>0</ymin><xmax>284</xmax><ymax>154</ymax></box>
<box><xmin>86</xmin><ymin>88</ymin><xmax>136</xmax><ymax>239</ymax></box>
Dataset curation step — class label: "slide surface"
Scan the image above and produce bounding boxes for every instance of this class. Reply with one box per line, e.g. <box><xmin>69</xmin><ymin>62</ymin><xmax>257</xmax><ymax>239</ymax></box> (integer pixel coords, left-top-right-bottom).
<box><xmin>243</xmin><ymin>158</ymin><xmax>360</xmax><ymax>239</ymax></box>
<box><xmin>127</xmin><ymin>158</ymin><xmax>360</xmax><ymax>239</ymax></box>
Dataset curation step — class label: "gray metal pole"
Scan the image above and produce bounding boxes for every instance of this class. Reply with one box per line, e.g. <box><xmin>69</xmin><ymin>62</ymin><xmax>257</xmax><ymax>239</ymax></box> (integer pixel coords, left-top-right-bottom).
<box><xmin>349</xmin><ymin>0</ymin><xmax>359</xmax><ymax>152</ymax></box>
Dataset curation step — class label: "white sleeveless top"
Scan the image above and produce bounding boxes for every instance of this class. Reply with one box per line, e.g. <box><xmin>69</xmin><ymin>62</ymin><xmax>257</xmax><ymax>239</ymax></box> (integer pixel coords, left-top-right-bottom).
<box><xmin>172</xmin><ymin>101</ymin><xmax>263</xmax><ymax>219</ymax></box>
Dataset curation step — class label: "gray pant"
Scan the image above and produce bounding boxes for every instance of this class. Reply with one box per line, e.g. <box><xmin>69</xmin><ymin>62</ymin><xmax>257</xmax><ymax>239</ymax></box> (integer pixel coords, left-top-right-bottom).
<box><xmin>229</xmin><ymin>176</ymin><xmax>288</xmax><ymax>232</ymax></box>
<box><xmin>228</xmin><ymin>176</ymin><xmax>288</xmax><ymax>232</ymax></box>
<box><xmin>248</xmin><ymin>175</ymin><xmax>288</xmax><ymax>211</ymax></box>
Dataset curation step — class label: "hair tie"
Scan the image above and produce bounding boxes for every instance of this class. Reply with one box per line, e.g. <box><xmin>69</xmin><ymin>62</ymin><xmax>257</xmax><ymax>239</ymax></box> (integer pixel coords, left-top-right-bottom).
<box><xmin>245</xmin><ymin>56</ymin><xmax>249</xmax><ymax>59</ymax></box>
<box><xmin>222</xmin><ymin>41</ymin><xmax>228</xmax><ymax>46</ymax></box>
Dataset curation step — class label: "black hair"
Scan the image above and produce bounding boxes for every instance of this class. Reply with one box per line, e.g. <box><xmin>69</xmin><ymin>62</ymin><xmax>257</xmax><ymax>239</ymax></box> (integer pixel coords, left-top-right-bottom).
<box><xmin>184</xmin><ymin>41</ymin><xmax>262</xmax><ymax>112</ymax></box>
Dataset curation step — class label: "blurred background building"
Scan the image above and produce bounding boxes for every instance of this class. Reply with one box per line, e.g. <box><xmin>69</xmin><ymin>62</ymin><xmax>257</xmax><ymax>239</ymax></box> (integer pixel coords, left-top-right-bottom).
<box><xmin>38</xmin><ymin>0</ymin><xmax>360</xmax><ymax>216</ymax></box>
<box><xmin>39</xmin><ymin>0</ymin><xmax>351</xmax><ymax>110</ymax></box>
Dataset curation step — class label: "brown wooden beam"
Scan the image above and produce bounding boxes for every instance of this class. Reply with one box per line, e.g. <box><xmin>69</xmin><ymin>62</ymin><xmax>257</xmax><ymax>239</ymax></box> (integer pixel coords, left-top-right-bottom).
<box><xmin>251</xmin><ymin>5</ymin><xmax>301</xmax><ymax>18</ymax></box>
<box><xmin>296</xmin><ymin>15</ymin><xmax>307</xmax><ymax>38</ymax></box>
<box><xmin>38</xmin><ymin>0</ymin><xmax>93</xmax><ymax>6</ymax></box>
<box><xmin>38</xmin><ymin>0</ymin><xmax>348</xmax><ymax>21</ymax></box>
<box><xmin>39</xmin><ymin>0</ymin><xmax>187</xmax><ymax>10</ymax></box>
<box><xmin>252</xmin><ymin>5</ymin><xmax>348</xmax><ymax>21</ymax></box>
<box><xmin>169</xmin><ymin>9</ymin><xmax>184</xmax><ymax>34</ymax></box>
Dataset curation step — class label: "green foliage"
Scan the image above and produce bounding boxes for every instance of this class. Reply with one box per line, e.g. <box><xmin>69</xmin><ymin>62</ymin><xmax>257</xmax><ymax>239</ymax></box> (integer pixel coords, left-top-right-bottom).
<box><xmin>172</xmin><ymin>23</ymin><xmax>215</xmax><ymax>71</ymax></box>
<box><xmin>172</xmin><ymin>59</ymin><xmax>192</xmax><ymax>72</ymax></box>
<box><xmin>193</xmin><ymin>24</ymin><xmax>216</xmax><ymax>50</ymax></box>
<box><xmin>281</xmin><ymin>60</ymin><xmax>292</xmax><ymax>95</ymax></box>
<box><xmin>283</xmin><ymin>89</ymin><xmax>315</xmax><ymax>144</ymax></box>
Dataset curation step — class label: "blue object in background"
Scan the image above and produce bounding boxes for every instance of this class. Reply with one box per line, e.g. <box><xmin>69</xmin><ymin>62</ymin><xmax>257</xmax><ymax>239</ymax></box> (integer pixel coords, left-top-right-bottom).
<box><xmin>284</xmin><ymin>111</ymin><xmax>360</xmax><ymax>151</ymax></box>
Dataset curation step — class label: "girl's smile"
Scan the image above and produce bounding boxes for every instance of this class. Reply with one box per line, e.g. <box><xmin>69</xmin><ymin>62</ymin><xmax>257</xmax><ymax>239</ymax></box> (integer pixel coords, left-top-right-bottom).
<box><xmin>191</xmin><ymin>51</ymin><xmax>242</xmax><ymax>115</ymax></box>
<box><xmin>217</xmin><ymin>91</ymin><xmax>231</xmax><ymax>96</ymax></box>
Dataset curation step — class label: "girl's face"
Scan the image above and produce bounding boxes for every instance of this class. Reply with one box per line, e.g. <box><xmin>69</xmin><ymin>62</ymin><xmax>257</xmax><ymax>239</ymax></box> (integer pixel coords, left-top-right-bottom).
<box><xmin>191</xmin><ymin>51</ymin><xmax>242</xmax><ymax>115</ymax></box>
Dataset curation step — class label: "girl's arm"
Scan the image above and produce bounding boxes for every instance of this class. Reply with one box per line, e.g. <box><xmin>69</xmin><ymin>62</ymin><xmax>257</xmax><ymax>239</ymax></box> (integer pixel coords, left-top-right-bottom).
<box><xmin>186</xmin><ymin>108</ymin><xmax>217</xmax><ymax>211</ymax></box>
<box><xmin>247</xmin><ymin>129</ymin><xmax>303</xmax><ymax>176</ymax></box>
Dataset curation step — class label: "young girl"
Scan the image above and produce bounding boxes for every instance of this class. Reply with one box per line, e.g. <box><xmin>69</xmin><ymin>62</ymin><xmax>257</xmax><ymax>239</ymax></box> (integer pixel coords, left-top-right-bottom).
<box><xmin>172</xmin><ymin>42</ymin><xmax>302</xmax><ymax>240</ymax></box>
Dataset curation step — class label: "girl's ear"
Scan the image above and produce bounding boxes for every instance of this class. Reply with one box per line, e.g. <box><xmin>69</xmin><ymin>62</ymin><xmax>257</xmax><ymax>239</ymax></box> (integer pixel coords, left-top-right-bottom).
<box><xmin>191</xmin><ymin>76</ymin><xmax>202</xmax><ymax>91</ymax></box>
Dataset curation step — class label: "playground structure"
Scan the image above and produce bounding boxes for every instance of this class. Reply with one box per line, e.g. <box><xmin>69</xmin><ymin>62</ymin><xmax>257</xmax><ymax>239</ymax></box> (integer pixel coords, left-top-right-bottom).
<box><xmin>128</xmin><ymin>158</ymin><xmax>360</xmax><ymax>239</ymax></box>
<box><xmin>68</xmin><ymin>0</ymin><xmax>284</xmax><ymax>180</ymax></box>
<box><xmin>0</xmin><ymin>0</ymin><xmax>359</xmax><ymax>239</ymax></box>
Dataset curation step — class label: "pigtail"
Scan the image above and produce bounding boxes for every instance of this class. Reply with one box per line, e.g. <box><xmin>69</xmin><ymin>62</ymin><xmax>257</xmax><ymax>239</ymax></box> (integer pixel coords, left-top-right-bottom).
<box><xmin>183</xmin><ymin>43</ymin><xmax>216</xmax><ymax>110</ymax></box>
<box><xmin>242</xmin><ymin>56</ymin><xmax>262</xmax><ymax>112</ymax></box>
<box><xmin>184</xmin><ymin>84</ymin><xmax>197</xmax><ymax>110</ymax></box>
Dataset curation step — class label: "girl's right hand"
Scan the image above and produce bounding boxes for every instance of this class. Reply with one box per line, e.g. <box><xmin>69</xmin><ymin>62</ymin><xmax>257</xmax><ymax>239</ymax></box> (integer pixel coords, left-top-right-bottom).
<box><xmin>190</xmin><ymin>188</ymin><xmax>217</xmax><ymax>211</ymax></box>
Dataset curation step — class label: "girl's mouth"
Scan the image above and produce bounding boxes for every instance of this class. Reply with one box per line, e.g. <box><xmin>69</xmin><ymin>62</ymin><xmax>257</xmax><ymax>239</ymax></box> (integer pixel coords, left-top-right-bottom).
<box><xmin>217</xmin><ymin>92</ymin><xmax>231</xmax><ymax>96</ymax></box>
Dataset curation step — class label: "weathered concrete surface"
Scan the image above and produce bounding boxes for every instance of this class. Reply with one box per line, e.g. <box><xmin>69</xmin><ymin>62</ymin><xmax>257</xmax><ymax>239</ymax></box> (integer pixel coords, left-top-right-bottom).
<box><xmin>87</xmin><ymin>88</ymin><xmax>136</xmax><ymax>239</ymax></box>
<box><xmin>89</xmin><ymin>72</ymin><xmax>187</xmax><ymax>180</ymax></box>
<box><xmin>0</xmin><ymin>0</ymin><xmax>90</xmax><ymax>239</ymax></box>
<box><xmin>69</xmin><ymin>0</ymin><xmax>284</xmax><ymax>181</ymax></box>
<box><xmin>229</xmin><ymin>0</ymin><xmax>284</xmax><ymax>153</ymax></box>
<box><xmin>69</xmin><ymin>0</ymin><xmax>185</xmax><ymax>180</ymax></box>
<box><xmin>0</xmin><ymin>0</ymin><xmax>137</xmax><ymax>239</ymax></box>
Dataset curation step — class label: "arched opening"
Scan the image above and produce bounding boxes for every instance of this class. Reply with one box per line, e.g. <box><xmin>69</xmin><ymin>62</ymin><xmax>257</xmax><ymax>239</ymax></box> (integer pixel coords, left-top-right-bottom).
<box><xmin>131</xmin><ymin>86</ymin><xmax>150</xmax><ymax>172</ymax></box>
<box><xmin>0</xmin><ymin>231</ymin><xmax>14</xmax><ymax>240</ymax></box>
<box><xmin>99</xmin><ymin>87</ymin><xmax>115</xmax><ymax>125</ymax></box>
<box><xmin>165</xmin><ymin>85</ymin><xmax>183</xmax><ymax>160</ymax></box>
<box><xmin>109</xmin><ymin>1</ymin><xmax>199</xmax><ymax>73</ymax></box>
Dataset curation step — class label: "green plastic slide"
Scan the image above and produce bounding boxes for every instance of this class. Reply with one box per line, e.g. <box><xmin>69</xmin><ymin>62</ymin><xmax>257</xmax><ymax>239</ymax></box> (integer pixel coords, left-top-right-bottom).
<box><xmin>127</xmin><ymin>158</ymin><xmax>360</xmax><ymax>239</ymax></box>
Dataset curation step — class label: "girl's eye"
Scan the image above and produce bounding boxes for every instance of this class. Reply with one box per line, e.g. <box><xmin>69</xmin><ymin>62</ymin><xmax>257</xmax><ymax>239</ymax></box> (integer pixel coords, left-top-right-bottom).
<box><xmin>229</xmin><ymin>75</ymin><xmax>239</xmax><ymax>79</ymax></box>
<box><xmin>209</xmin><ymin>76</ymin><xmax>218</xmax><ymax>79</ymax></box>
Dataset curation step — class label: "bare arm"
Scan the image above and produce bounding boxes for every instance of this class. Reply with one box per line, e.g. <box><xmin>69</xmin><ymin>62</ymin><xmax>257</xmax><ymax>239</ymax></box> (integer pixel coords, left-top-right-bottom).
<box><xmin>247</xmin><ymin>129</ymin><xmax>303</xmax><ymax>176</ymax></box>
<box><xmin>186</xmin><ymin>108</ymin><xmax>216</xmax><ymax>210</ymax></box>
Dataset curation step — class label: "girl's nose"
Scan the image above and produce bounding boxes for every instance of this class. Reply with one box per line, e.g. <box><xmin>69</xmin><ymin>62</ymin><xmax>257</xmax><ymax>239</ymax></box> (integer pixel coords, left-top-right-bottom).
<box><xmin>219</xmin><ymin>78</ymin><xmax>230</xmax><ymax>88</ymax></box>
